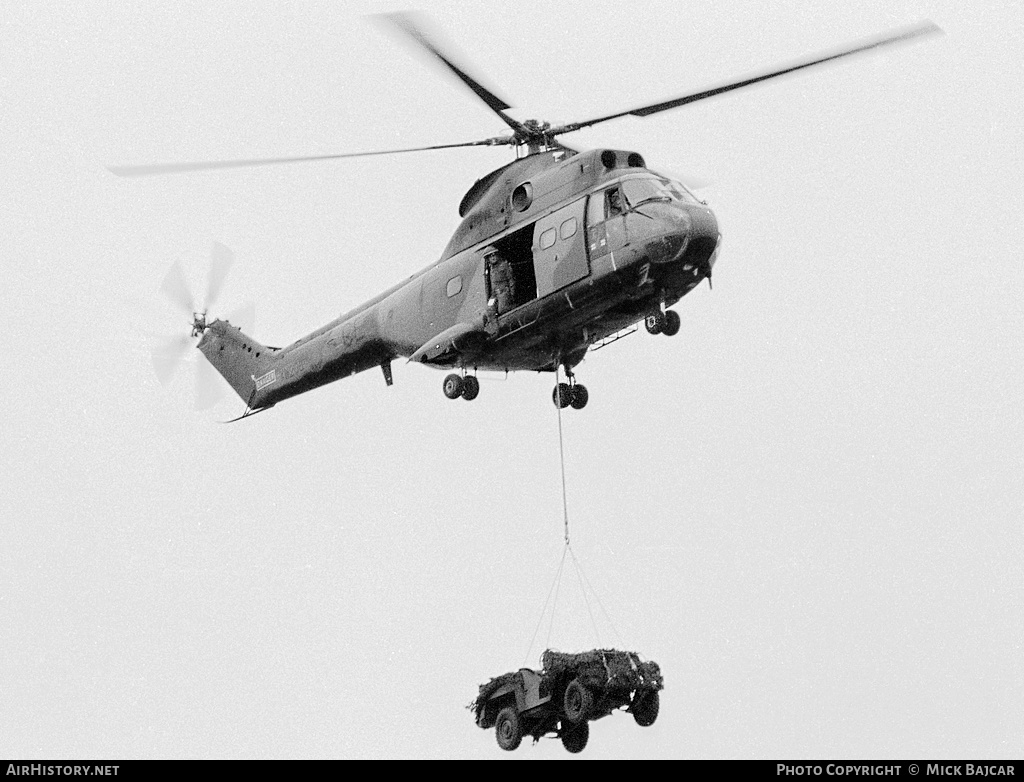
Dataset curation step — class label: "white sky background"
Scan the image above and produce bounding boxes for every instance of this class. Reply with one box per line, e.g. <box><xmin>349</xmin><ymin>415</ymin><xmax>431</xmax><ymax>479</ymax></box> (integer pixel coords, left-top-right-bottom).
<box><xmin>1</xmin><ymin>0</ymin><xmax>1021</xmax><ymax>760</ymax></box>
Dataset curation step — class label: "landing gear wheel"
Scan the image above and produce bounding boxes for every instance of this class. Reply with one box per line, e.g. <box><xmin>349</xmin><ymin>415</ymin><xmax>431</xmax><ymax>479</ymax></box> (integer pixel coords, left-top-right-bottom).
<box><xmin>563</xmin><ymin>678</ymin><xmax>594</xmax><ymax>722</ymax></box>
<box><xmin>442</xmin><ymin>374</ymin><xmax>464</xmax><ymax>400</ymax></box>
<box><xmin>495</xmin><ymin>706</ymin><xmax>522</xmax><ymax>751</ymax></box>
<box><xmin>570</xmin><ymin>384</ymin><xmax>589</xmax><ymax>410</ymax></box>
<box><xmin>662</xmin><ymin>310</ymin><xmax>681</xmax><ymax>337</ymax></box>
<box><xmin>632</xmin><ymin>689</ymin><xmax>660</xmax><ymax>727</ymax></box>
<box><xmin>645</xmin><ymin>312</ymin><xmax>665</xmax><ymax>335</ymax></box>
<box><xmin>561</xmin><ymin>720</ymin><xmax>589</xmax><ymax>754</ymax></box>
<box><xmin>553</xmin><ymin>382</ymin><xmax>572</xmax><ymax>409</ymax></box>
<box><xmin>461</xmin><ymin>375</ymin><xmax>480</xmax><ymax>401</ymax></box>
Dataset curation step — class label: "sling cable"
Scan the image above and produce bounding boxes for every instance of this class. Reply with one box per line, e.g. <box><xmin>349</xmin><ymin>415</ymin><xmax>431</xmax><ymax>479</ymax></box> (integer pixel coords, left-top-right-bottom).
<box><xmin>522</xmin><ymin>365</ymin><xmax>624</xmax><ymax>666</ymax></box>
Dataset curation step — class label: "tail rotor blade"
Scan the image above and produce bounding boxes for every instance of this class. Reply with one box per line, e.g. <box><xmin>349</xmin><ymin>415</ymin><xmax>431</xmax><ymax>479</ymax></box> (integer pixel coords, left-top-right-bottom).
<box><xmin>160</xmin><ymin>261</ymin><xmax>195</xmax><ymax>314</ymax></box>
<box><xmin>151</xmin><ymin>334</ymin><xmax>192</xmax><ymax>385</ymax></box>
<box><xmin>205</xmin><ymin>242</ymin><xmax>233</xmax><ymax>311</ymax></box>
<box><xmin>194</xmin><ymin>352</ymin><xmax>225</xmax><ymax>410</ymax></box>
<box><xmin>150</xmin><ymin>244</ymin><xmax>244</xmax><ymax>413</ymax></box>
<box><xmin>227</xmin><ymin>301</ymin><xmax>256</xmax><ymax>335</ymax></box>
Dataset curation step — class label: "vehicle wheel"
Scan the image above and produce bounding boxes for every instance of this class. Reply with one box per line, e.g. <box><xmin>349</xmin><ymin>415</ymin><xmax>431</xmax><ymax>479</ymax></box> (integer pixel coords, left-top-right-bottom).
<box><xmin>461</xmin><ymin>375</ymin><xmax>480</xmax><ymax>401</ymax></box>
<box><xmin>644</xmin><ymin>312</ymin><xmax>664</xmax><ymax>335</ymax></box>
<box><xmin>661</xmin><ymin>310</ymin><xmax>681</xmax><ymax>337</ymax></box>
<box><xmin>632</xmin><ymin>689</ymin><xmax>660</xmax><ymax>727</ymax></box>
<box><xmin>563</xmin><ymin>678</ymin><xmax>594</xmax><ymax>722</ymax></box>
<box><xmin>561</xmin><ymin>720</ymin><xmax>589</xmax><ymax>754</ymax></box>
<box><xmin>495</xmin><ymin>706</ymin><xmax>522</xmax><ymax>751</ymax></box>
<box><xmin>552</xmin><ymin>382</ymin><xmax>572</xmax><ymax>409</ymax></box>
<box><xmin>569</xmin><ymin>384</ymin><xmax>589</xmax><ymax>410</ymax></box>
<box><xmin>443</xmin><ymin>373</ymin><xmax>464</xmax><ymax>400</ymax></box>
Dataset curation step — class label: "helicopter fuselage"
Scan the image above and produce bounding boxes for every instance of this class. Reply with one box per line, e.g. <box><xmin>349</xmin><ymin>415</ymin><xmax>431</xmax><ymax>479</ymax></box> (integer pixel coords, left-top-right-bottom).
<box><xmin>197</xmin><ymin>147</ymin><xmax>719</xmax><ymax>411</ymax></box>
<box><xmin>136</xmin><ymin>16</ymin><xmax>941</xmax><ymax>416</ymax></box>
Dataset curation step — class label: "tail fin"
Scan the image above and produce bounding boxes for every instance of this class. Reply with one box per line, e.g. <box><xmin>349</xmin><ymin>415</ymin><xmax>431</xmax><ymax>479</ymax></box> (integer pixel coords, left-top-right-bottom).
<box><xmin>196</xmin><ymin>319</ymin><xmax>275</xmax><ymax>406</ymax></box>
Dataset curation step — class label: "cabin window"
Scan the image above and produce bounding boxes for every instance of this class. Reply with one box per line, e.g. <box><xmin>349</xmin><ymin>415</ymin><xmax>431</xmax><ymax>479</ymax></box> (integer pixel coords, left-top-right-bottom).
<box><xmin>559</xmin><ymin>217</ymin><xmax>578</xmax><ymax>240</ymax></box>
<box><xmin>539</xmin><ymin>227</ymin><xmax>557</xmax><ymax>250</ymax></box>
<box><xmin>446</xmin><ymin>276</ymin><xmax>463</xmax><ymax>297</ymax></box>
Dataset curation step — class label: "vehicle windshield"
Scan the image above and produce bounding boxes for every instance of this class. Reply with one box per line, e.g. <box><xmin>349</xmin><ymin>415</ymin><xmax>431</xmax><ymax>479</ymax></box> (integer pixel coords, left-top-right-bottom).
<box><xmin>621</xmin><ymin>175</ymin><xmax>700</xmax><ymax>207</ymax></box>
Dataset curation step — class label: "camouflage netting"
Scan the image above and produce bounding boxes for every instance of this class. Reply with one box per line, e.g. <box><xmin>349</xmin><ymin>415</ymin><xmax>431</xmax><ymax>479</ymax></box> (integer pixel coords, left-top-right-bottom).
<box><xmin>468</xmin><ymin>670</ymin><xmax>521</xmax><ymax>717</ymax></box>
<box><xmin>541</xmin><ymin>648</ymin><xmax>664</xmax><ymax>693</ymax></box>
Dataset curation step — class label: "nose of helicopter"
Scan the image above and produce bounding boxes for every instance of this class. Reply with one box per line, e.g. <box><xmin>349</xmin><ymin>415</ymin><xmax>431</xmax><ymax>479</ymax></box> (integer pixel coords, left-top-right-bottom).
<box><xmin>681</xmin><ymin>204</ymin><xmax>719</xmax><ymax>270</ymax></box>
<box><xmin>646</xmin><ymin>203</ymin><xmax>719</xmax><ymax>276</ymax></box>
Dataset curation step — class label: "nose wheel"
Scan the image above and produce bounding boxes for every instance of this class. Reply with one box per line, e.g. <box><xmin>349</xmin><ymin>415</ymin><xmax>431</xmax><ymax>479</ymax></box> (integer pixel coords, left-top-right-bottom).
<box><xmin>645</xmin><ymin>309</ymin><xmax>680</xmax><ymax>336</ymax></box>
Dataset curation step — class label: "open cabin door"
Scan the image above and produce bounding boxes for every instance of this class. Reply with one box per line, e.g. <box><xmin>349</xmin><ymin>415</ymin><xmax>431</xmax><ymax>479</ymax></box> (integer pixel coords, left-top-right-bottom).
<box><xmin>484</xmin><ymin>248</ymin><xmax>515</xmax><ymax>318</ymax></box>
<box><xmin>532</xmin><ymin>199</ymin><xmax>588</xmax><ymax>298</ymax></box>
<box><xmin>487</xmin><ymin>223</ymin><xmax>539</xmax><ymax>321</ymax></box>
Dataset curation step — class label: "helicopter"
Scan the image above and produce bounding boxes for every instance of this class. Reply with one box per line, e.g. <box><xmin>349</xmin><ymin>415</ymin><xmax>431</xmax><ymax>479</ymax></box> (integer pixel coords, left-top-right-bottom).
<box><xmin>116</xmin><ymin>13</ymin><xmax>941</xmax><ymax>419</ymax></box>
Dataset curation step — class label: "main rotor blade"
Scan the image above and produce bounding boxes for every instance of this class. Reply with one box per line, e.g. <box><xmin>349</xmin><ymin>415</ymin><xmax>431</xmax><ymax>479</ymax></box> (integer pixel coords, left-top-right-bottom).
<box><xmin>107</xmin><ymin>138</ymin><xmax>512</xmax><ymax>177</ymax></box>
<box><xmin>205</xmin><ymin>242</ymin><xmax>233</xmax><ymax>312</ymax></box>
<box><xmin>160</xmin><ymin>260</ymin><xmax>195</xmax><ymax>314</ymax></box>
<box><xmin>375</xmin><ymin>11</ymin><xmax>529</xmax><ymax>138</ymax></box>
<box><xmin>554</xmin><ymin>20</ymin><xmax>942</xmax><ymax>134</ymax></box>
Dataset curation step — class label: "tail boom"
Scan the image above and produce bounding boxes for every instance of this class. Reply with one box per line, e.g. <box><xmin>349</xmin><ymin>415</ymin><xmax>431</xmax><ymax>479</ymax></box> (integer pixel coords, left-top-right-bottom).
<box><xmin>197</xmin><ymin>316</ymin><xmax>396</xmax><ymax>410</ymax></box>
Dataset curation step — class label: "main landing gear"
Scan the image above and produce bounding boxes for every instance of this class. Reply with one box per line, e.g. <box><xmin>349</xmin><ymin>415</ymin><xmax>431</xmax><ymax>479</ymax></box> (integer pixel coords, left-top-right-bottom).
<box><xmin>442</xmin><ymin>373</ymin><xmax>480</xmax><ymax>401</ymax></box>
<box><xmin>553</xmin><ymin>367</ymin><xmax>588</xmax><ymax>410</ymax></box>
<box><xmin>441</xmin><ymin>369</ymin><xmax>589</xmax><ymax>409</ymax></box>
<box><xmin>645</xmin><ymin>309</ymin><xmax>681</xmax><ymax>337</ymax></box>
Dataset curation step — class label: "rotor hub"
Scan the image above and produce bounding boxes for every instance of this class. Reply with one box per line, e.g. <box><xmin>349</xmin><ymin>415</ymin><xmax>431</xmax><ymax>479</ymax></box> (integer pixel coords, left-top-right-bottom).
<box><xmin>516</xmin><ymin>119</ymin><xmax>557</xmax><ymax>155</ymax></box>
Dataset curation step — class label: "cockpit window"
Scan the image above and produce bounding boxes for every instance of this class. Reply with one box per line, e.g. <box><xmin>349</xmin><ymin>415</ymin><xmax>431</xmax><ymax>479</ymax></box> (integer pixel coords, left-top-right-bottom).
<box><xmin>659</xmin><ymin>177</ymin><xmax>701</xmax><ymax>205</ymax></box>
<box><xmin>621</xmin><ymin>177</ymin><xmax>672</xmax><ymax>208</ymax></box>
<box><xmin>606</xmin><ymin>187</ymin><xmax>626</xmax><ymax>218</ymax></box>
<box><xmin>622</xmin><ymin>175</ymin><xmax>700</xmax><ymax>206</ymax></box>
